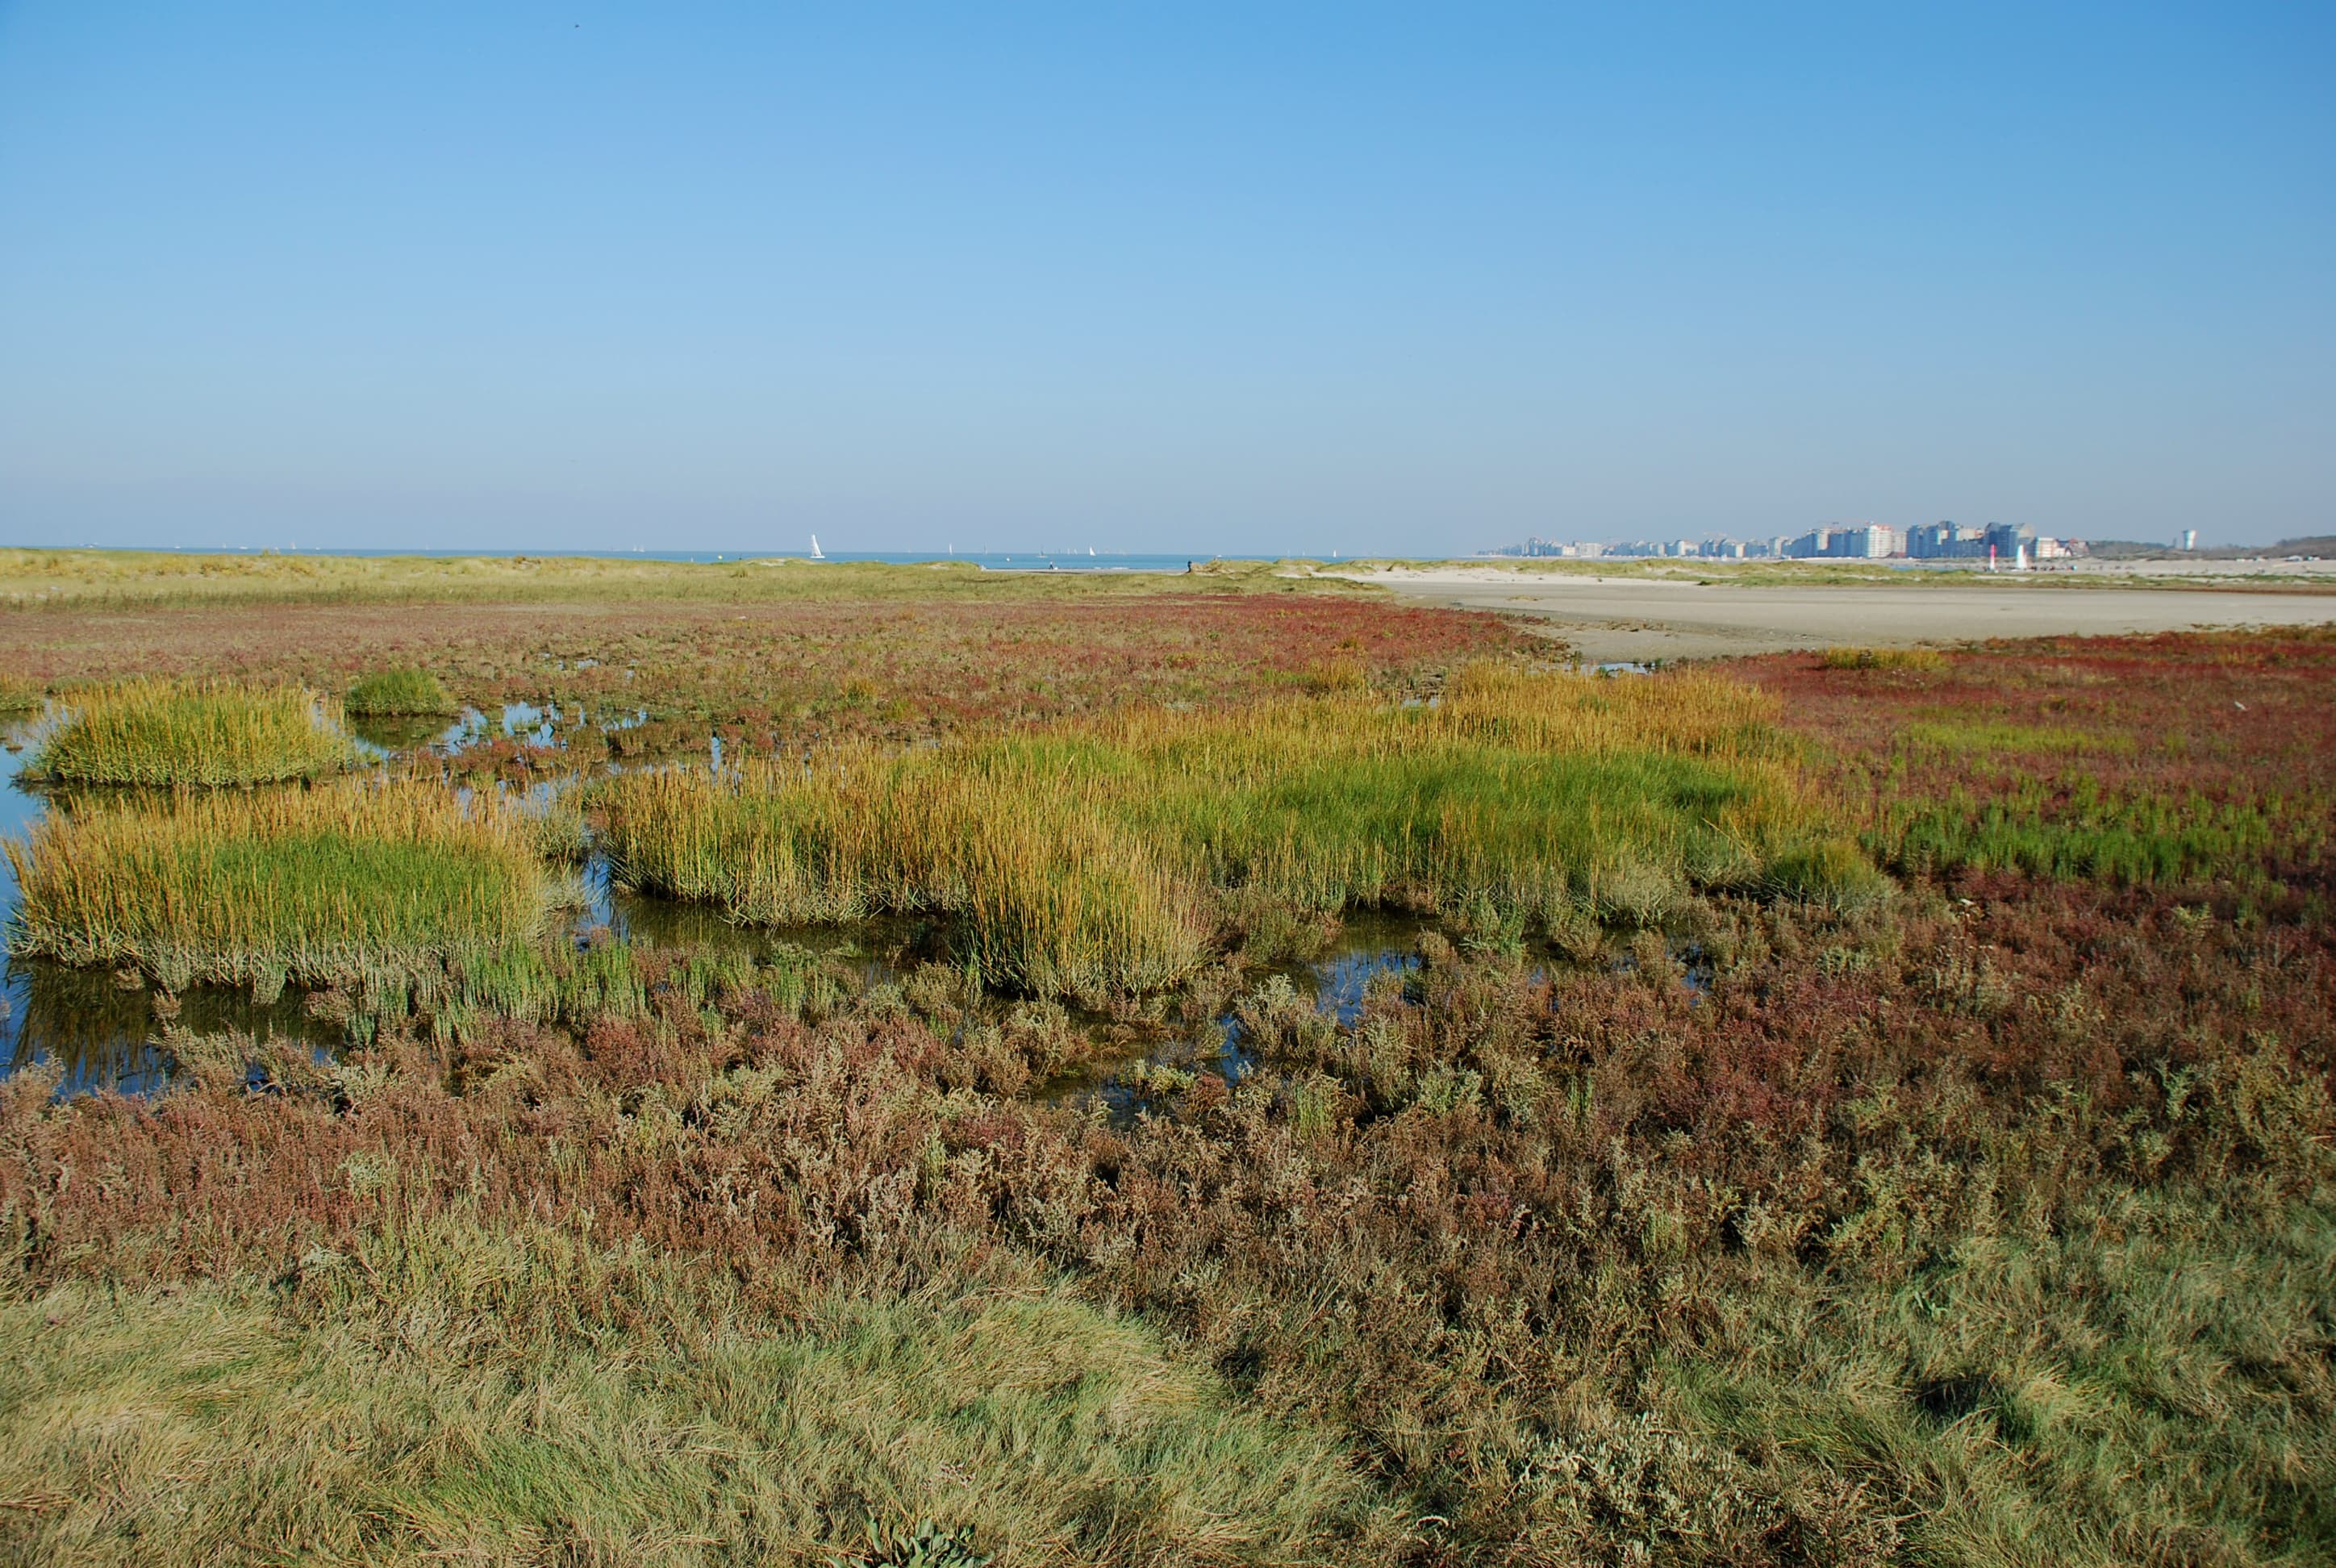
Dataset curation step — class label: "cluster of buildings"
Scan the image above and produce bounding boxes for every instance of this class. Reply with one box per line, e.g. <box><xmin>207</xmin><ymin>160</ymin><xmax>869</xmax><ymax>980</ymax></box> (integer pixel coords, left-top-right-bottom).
<box><xmin>1902</xmin><ymin>522</ymin><xmax>2083</xmax><ymax>562</ymax></box>
<box><xmin>1494</xmin><ymin>522</ymin><xmax>2088</xmax><ymax>566</ymax></box>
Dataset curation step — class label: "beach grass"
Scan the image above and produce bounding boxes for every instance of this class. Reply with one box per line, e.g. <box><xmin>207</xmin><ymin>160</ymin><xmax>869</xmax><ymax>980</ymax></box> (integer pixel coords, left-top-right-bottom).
<box><xmin>344</xmin><ymin>665</ymin><xmax>455</xmax><ymax>715</ymax></box>
<box><xmin>26</xmin><ymin>678</ymin><xmax>361</xmax><ymax>786</ymax></box>
<box><xmin>5</xmin><ymin>781</ymin><xmax>555</xmax><ymax>990</ymax></box>
<box><xmin>597</xmin><ymin>664</ymin><xmax>1879</xmax><ymax>999</ymax></box>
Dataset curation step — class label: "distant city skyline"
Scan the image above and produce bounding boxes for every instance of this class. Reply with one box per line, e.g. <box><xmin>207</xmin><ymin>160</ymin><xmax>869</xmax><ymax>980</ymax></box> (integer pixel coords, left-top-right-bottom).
<box><xmin>3</xmin><ymin>4</ymin><xmax>2330</xmax><ymax>553</ymax></box>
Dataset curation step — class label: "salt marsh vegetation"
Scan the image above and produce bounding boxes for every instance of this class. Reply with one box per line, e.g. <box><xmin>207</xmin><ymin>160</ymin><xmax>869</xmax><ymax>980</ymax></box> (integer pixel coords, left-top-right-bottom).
<box><xmin>0</xmin><ymin>577</ymin><xmax>2329</xmax><ymax>1566</ymax></box>
<box><xmin>596</xmin><ymin>665</ymin><xmax>1883</xmax><ymax>1002</ymax></box>
<box><xmin>24</xmin><ymin>678</ymin><xmax>361</xmax><ymax>786</ymax></box>
<box><xmin>6</xmin><ymin>782</ymin><xmax>557</xmax><ymax>990</ymax></box>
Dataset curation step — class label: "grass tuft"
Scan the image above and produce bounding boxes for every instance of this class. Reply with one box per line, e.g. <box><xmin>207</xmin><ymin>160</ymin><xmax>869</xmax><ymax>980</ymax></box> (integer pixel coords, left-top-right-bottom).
<box><xmin>344</xmin><ymin>665</ymin><xmax>455</xmax><ymax>715</ymax></box>
<box><xmin>26</xmin><ymin>678</ymin><xmax>361</xmax><ymax>786</ymax></box>
<box><xmin>6</xmin><ymin>781</ymin><xmax>556</xmax><ymax>989</ymax></box>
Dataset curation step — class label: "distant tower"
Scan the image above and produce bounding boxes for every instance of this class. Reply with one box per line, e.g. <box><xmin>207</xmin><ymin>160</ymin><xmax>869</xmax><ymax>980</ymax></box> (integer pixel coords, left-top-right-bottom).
<box><xmin>2180</xmin><ymin>529</ymin><xmax>2197</xmax><ymax>551</ymax></box>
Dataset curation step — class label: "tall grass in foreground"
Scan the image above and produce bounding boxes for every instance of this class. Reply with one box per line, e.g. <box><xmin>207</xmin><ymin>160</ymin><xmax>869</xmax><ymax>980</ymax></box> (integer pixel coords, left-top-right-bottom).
<box><xmin>344</xmin><ymin>665</ymin><xmax>454</xmax><ymax>715</ymax></box>
<box><xmin>6</xmin><ymin>782</ymin><xmax>554</xmax><ymax>990</ymax></box>
<box><xmin>599</xmin><ymin>665</ymin><xmax>1880</xmax><ymax>999</ymax></box>
<box><xmin>0</xmin><ymin>1220</ymin><xmax>1371</xmax><ymax>1565</ymax></box>
<box><xmin>27</xmin><ymin>678</ymin><xmax>360</xmax><ymax>786</ymax></box>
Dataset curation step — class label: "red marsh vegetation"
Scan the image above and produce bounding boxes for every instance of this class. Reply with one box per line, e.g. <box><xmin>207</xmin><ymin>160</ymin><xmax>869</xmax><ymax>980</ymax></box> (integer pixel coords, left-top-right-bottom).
<box><xmin>0</xmin><ymin>592</ymin><xmax>1522</xmax><ymax>765</ymax></box>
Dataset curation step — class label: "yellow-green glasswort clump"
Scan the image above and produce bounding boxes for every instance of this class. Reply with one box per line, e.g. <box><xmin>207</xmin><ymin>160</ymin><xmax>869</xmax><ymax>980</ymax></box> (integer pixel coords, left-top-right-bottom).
<box><xmin>6</xmin><ymin>781</ymin><xmax>557</xmax><ymax>990</ymax></box>
<box><xmin>27</xmin><ymin>678</ymin><xmax>361</xmax><ymax>786</ymax></box>
<box><xmin>597</xmin><ymin>664</ymin><xmax>1883</xmax><ymax>1001</ymax></box>
<box><xmin>344</xmin><ymin>665</ymin><xmax>456</xmax><ymax>715</ymax></box>
<box><xmin>1819</xmin><ymin>645</ymin><xmax>1948</xmax><ymax>672</ymax></box>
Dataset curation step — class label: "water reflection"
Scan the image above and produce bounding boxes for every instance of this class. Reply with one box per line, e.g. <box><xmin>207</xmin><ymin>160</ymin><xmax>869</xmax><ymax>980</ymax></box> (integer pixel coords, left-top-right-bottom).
<box><xmin>0</xmin><ymin>725</ymin><xmax>56</xmax><ymax>1083</ymax></box>
<box><xmin>574</xmin><ymin>853</ymin><xmax>924</xmax><ymax>987</ymax></box>
<box><xmin>427</xmin><ymin>703</ymin><xmax>652</xmax><ymax>760</ymax></box>
<box><xmin>2</xmin><ymin>957</ymin><xmax>339</xmax><ymax>1097</ymax></box>
<box><xmin>0</xmin><ymin>724</ymin><xmax>352</xmax><ymax>1095</ymax></box>
<box><xmin>348</xmin><ymin>712</ymin><xmax>447</xmax><ymax>753</ymax></box>
<box><xmin>1037</xmin><ymin>910</ymin><xmax>1438</xmax><ymax>1120</ymax></box>
<box><xmin>1304</xmin><ymin>911</ymin><xmax>1427</xmax><ymax>1026</ymax></box>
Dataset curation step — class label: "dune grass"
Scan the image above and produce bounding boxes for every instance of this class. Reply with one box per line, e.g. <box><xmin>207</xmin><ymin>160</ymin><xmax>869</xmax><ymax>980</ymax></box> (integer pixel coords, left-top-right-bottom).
<box><xmin>344</xmin><ymin>665</ymin><xmax>455</xmax><ymax>715</ymax></box>
<box><xmin>598</xmin><ymin>665</ymin><xmax>1879</xmax><ymax>999</ymax></box>
<box><xmin>5</xmin><ymin>782</ymin><xmax>555</xmax><ymax>990</ymax></box>
<box><xmin>26</xmin><ymin>678</ymin><xmax>361</xmax><ymax>786</ymax></box>
<box><xmin>0</xmin><ymin>1215</ymin><xmax>1370</xmax><ymax>1566</ymax></box>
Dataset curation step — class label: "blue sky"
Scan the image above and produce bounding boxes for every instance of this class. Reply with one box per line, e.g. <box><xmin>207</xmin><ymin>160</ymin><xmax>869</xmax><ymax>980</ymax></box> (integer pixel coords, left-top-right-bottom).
<box><xmin>1</xmin><ymin>3</ymin><xmax>2329</xmax><ymax>553</ymax></box>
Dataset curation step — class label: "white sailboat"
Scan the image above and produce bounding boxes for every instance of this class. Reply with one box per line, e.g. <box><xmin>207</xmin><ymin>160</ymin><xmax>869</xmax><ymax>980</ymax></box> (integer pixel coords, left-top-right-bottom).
<box><xmin>809</xmin><ymin>535</ymin><xmax>825</xmax><ymax>560</ymax></box>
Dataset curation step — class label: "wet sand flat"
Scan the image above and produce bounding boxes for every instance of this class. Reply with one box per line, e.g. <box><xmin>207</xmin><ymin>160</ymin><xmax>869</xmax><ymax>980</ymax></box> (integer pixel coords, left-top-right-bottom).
<box><xmin>1353</xmin><ymin>570</ymin><xmax>2336</xmax><ymax>662</ymax></box>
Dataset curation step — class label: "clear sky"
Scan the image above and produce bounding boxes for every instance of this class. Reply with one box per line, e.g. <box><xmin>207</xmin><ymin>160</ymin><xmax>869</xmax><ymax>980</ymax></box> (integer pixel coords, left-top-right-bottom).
<box><xmin>1</xmin><ymin>3</ymin><xmax>2330</xmax><ymax>554</ymax></box>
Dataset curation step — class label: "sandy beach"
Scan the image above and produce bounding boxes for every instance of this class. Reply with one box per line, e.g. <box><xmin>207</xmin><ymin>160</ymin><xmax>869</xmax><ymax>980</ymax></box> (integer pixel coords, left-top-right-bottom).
<box><xmin>1347</xmin><ymin>567</ymin><xmax>2336</xmax><ymax>662</ymax></box>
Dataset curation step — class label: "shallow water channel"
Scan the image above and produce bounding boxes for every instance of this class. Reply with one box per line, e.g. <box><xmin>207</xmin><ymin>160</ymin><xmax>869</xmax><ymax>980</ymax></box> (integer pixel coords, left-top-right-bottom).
<box><xmin>0</xmin><ymin>706</ymin><xmax>1453</xmax><ymax>1106</ymax></box>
